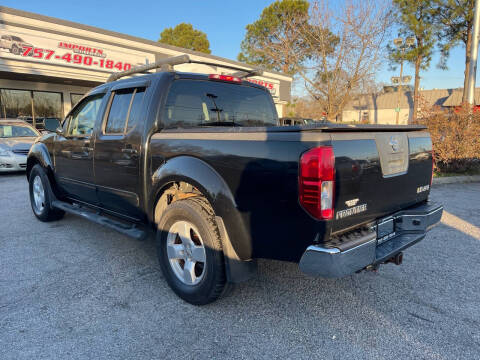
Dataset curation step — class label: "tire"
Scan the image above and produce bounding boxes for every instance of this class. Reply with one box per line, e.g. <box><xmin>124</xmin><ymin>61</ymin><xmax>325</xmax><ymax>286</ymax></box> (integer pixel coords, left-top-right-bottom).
<box><xmin>156</xmin><ymin>198</ymin><xmax>227</xmax><ymax>305</ymax></box>
<box><xmin>11</xmin><ymin>45</ymin><xmax>19</xmax><ymax>55</ymax></box>
<box><xmin>29</xmin><ymin>165</ymin><xmax>65</xmax><ymax>222</ymax></box>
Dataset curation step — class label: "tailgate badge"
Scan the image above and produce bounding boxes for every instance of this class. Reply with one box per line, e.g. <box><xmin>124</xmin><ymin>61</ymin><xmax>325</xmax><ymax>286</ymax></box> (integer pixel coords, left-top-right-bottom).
<box><xmin>345</xmin><ymin>198</ymin><xmax>359</xmax><ymax>207</ymax></box>
<box><xmin>417</xmin><ymin>184</ymin><xmax>430</xmax><ymax>193</ymax></box>
<box><xmin>389</xmin><ymin>135</ymin><xmax>401</xmax><ymax>152</ymax></box>
<box><xmin>336</xmin><ymin>204</ymin><xmax>367</xmax><ymax>220</ymax></box>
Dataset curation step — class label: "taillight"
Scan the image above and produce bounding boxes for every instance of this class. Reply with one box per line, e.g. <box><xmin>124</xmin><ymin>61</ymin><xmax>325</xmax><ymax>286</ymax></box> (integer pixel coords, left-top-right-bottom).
<box><xmin>299</xmin><ymin>146</ymin><xmax>335</xmax><ymax>220</ymax></box>
<box><xmin>208</xmin><ymin>74</ymin><xmax>242</xmax><ymax>83</ymax></box>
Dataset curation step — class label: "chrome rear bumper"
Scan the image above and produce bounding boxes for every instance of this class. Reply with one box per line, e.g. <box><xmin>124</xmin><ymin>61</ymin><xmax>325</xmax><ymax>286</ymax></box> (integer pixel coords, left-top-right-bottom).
<box><xmin>299</xmin><ymin>202</ymin><xmax>443</xmax><ymax>278</ymax></box>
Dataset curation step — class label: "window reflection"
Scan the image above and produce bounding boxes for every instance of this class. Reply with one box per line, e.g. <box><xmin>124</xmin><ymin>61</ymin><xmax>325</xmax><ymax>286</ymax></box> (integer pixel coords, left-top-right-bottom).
<box><xmin>33</xmin><ymin>91</ymin><xmax>62</xmax><ymax>119</ymax></box>
<box><xmin>0</xmin><ymin>89</ymin><xmax>32</xmax><ymax>119</ymax></box>
<box><xmin>71</xmin><ymin>93</ymin><xmax>84</xmax><ymax>107</ymax></box>
<box><xmin>0</xmin><ymin>89</ymin><xmax>63</xmax><ymax>128</ymax></box>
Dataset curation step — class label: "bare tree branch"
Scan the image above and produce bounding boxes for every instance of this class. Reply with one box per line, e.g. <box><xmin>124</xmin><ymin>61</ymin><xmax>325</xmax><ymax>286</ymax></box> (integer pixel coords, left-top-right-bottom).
<box><xmin>285</xmin><ymin>0</ymin><xmax>392</xmax><ymax>120</ymax></box>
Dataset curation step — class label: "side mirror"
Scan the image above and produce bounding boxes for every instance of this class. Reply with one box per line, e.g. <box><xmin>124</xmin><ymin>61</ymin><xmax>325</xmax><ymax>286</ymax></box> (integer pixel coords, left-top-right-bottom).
<box><xmin>44</xmin><ymin>118</ymin><xmax>61</xmax><ymax>132</ymax></box>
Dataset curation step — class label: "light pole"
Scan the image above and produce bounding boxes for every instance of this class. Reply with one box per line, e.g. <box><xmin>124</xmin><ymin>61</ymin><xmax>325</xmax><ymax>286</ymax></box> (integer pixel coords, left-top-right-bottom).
<box><xmin>466</xmin><ymin>0</ymin><xmax>480</xmax><ymax>105</ymax></box>
<box><xmin>392</xmin><ymin>37</ymin><xmax>415</xmax><ymax>124</ymax></box>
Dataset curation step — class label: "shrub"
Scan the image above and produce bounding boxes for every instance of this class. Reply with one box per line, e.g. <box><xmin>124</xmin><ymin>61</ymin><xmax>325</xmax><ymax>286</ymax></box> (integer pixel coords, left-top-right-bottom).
<box><xmin>417</xmin><ymin>106</ymin><xmax>480</xmax><ymax>173</ymax></box>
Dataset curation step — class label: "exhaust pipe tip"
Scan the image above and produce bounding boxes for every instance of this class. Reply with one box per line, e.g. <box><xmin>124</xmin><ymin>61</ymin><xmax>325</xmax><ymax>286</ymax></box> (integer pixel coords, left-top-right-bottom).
<box><xmin>386</xmin><ymin>252</ymin><xmax>403</xmax><ymax>266</ymax></box>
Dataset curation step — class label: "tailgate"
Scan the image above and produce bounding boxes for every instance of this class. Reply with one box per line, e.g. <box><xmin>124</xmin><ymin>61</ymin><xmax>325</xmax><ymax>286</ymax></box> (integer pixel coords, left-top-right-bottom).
<box><xmin>331</xmin><ymin>131</ymin><xmax>433</xmax><ymax>234</ymax></box>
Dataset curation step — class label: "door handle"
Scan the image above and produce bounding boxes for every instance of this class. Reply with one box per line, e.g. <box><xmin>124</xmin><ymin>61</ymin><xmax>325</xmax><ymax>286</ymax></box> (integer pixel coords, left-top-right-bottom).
<box><xmin>121</xmin><ymin>148</ymin><xmax>137</xmax><ymax>154</ymax></box>
<box><xmin>82</xmin><ymin>139</ymin><xmax>93</xmax><ymax>151</ymax></box>
<box><xmin>122</xmin><ymin>144</ymin><xmax>137</xmax><ymax>155</ymax></box>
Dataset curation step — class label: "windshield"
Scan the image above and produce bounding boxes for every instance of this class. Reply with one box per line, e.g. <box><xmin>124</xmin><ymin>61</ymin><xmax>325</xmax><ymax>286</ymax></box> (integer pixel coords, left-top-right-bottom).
<box><xmin>163</xmin><ymin>79</ymin><xmax>278</xmax><ymax>128</ymax></box>
<box><xmin>0</xmin><ymin>124</ymin><xmax>39</xmax><ymax>138</ymax></box>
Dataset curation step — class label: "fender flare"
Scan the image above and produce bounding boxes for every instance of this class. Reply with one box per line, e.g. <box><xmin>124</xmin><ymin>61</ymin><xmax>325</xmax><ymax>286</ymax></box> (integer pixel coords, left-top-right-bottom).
<box><xmin>26</xmin><ymin>142</ymin><xmax>58</xmax><ymax>193</ymax></box>
<box><xmin>150</xmin><ymin>156</ymin><xmax>253</xmax><ymax>263</ymax></box>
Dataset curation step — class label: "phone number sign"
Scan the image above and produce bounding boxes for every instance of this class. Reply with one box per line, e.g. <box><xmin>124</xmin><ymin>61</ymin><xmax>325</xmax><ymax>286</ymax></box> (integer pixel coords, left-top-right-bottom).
<box><xmin>20</xmin><ymin>44</ymin><xmax>132</xmax><ymax>71</ymax></box>
<box><xmin>0</xmin><ymin>26</ymin><xmax>153</xmax><ymax>74</ymax></box>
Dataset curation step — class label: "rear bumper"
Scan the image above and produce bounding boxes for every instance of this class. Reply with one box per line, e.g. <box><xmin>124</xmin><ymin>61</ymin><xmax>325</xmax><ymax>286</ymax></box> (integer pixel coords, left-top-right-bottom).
<box><xmin>299</xmin><ymin>202</ymin><xmax>443</xmax><ymax>278</ymax></box>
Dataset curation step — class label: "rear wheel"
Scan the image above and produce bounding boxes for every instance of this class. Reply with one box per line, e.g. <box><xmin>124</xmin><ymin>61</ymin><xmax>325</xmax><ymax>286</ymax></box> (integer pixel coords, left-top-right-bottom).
<box><xmin>156</xmin><ymin>198</ymin><xmax>227</xmax><ymax>305</ymax></box>
<box><xmin>29</xmin><ymin>165</ymin><xmax>64</xmax><ymax>222</ymax></box>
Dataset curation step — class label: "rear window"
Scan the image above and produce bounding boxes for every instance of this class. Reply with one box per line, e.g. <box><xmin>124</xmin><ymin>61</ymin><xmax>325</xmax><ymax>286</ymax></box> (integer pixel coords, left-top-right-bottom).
<box><xmin>163</xmin><ymin>79</ymin><xmax>278</xmax><ymax>128</ymax></box>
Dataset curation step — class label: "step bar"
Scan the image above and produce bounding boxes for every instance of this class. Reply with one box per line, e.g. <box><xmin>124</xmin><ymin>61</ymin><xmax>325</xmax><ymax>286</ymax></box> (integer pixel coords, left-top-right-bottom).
<box><xmin>51</xmin><ymin>200</ymin><xmax>147</xmax><ymax>240</ymax></box>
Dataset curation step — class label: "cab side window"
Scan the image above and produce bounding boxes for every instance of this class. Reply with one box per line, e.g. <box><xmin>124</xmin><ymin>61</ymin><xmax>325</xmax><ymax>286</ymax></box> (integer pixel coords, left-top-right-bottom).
<box><xmin>104</xmin><ymin>88</ymin><xmax>145</xmax><ymax>135</ymax></box>
<box><xmin>67</xmin><ymin>94</ymin><xmax>104</xmax><ymax>136</ymax></box>
<box><xmin>126</xmin><ymin>88</ymin><xmax>145</xmax><ymax>132</ymax></box>
<box><xmin>105</xmin><ymin>89</ymin><xmax>133</xmax><ymax>134</ymax></box>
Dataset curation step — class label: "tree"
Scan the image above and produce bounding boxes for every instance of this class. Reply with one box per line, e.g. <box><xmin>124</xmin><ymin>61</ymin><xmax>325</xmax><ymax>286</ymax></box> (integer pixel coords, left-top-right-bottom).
<box><xmin>389</xmin><ymin>0</ymin><xmax>437</xmax><ymax>122</ymax></box>
<box><xmin>289</xmin><ymin>0</ymin><xmax>392</xmax><ymax>121</ymax></box>
<box><xmin>237</xmin><ymin>0</ymin><xmax>313</xmax><ymax>75</ymax></box>
<box><xmin>159</xmin><ymin>23</ymin><xmax>211</xmax><ymax>54</ymax></box>
<box><xmin>286</xmin><ymin>96</ymin><xmax>327</xmax><ymax>119</ymax></box>
<box><xmin>432</xmin><ymin>0</ymin><xmax>475</xmax><ymax>103</ymax></box>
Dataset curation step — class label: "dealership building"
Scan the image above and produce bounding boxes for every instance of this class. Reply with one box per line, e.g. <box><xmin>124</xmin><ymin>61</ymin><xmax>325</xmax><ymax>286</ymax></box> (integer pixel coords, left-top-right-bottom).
<box><xmin>0</xmin><ymin>6</ymin><xmax>292</xmax><ymax>123</ymax></box>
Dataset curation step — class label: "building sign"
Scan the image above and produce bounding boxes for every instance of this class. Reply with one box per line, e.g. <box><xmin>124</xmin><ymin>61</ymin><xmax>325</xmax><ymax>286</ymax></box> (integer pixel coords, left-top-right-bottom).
<box><xmin>0</xmin><ymin>24</ymin><xmax>154</xmax><ymax>74</ymax></box>
<box><xmin>246</xmin><ymin>78</ymin><xmax>279</xmax><ymax>99</ymax></box>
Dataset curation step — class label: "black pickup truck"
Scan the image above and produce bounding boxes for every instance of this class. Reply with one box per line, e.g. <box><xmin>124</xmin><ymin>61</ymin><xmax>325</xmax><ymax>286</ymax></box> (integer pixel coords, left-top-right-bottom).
<box><xmin>27</xmin><ymin>55</ymin><xmax>443</xmax><ymax>305</ymax></box>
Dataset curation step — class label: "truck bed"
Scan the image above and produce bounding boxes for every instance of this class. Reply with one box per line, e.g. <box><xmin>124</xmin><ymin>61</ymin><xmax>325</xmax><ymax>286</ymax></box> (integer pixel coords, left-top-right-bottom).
<box><xmin>150</xmin><ymin>125</ymin><xmax>433</xmax><ymax>262</ymax></box>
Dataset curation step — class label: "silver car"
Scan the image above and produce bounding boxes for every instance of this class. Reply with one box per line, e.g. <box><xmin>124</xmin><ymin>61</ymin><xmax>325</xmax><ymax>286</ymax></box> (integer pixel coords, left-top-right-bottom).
<box><xmin>0</xmin><ymin>120</ymin><xmax>40</xmax><ymax>172</ymax></box>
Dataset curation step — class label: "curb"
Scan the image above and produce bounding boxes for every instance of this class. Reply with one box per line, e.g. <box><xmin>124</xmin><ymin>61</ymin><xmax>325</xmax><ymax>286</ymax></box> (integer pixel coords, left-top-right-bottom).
<box><xmin>433</xmin><ymin>175</ymin><xmax>480</xmax><ymax>185</ymax></box>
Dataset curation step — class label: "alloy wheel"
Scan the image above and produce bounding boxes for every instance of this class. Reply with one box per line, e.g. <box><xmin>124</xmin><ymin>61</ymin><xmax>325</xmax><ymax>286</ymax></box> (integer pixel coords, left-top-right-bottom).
<box><xmin>166</xmin><ymin>220</ymin><xmax>207</xmax><ymax>285</ymax></box>
<box><xmin>32</xmin><ymin>175</ymin><xmax>45</xmax><ymax>214</ymax></box>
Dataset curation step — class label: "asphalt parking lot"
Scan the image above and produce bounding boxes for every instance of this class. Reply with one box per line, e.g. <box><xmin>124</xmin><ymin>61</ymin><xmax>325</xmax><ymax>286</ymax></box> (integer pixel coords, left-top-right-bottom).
<box><xmin>1</xmin><ymin>173</ymin><xmax>479</xmax><ymax>360</ymax></box>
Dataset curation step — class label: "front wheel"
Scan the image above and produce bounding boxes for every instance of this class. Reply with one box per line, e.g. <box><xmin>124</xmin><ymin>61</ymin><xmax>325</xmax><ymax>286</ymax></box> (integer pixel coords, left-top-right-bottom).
<box><xmin>10</xmin><ymin>45</ymin><xmax>20</xmax><ymax>55</ymax></box>
<box><xmin>29</xmin><ymin>165</ymin><xmax>64</xmax><ymax>222</ymax></box>
<box><xmin>156</xmin><ymin>198</ymin><xmax>227</xmax><ymax>305</ymax></box>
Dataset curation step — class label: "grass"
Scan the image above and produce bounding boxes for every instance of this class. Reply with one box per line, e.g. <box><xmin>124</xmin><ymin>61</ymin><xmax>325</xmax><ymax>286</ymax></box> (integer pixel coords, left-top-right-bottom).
<box><xmin>434</xmin><ymin>170</ymin><xmax>480</xmax><ymax>177</ymax></box>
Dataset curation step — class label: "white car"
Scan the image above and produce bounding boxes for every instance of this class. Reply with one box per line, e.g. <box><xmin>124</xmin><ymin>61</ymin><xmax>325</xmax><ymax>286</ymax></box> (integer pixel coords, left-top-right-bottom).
<box><xmin>0</xmin><ymin>120</ymin><xmax>40</xmax><ymax>172</ymax></box>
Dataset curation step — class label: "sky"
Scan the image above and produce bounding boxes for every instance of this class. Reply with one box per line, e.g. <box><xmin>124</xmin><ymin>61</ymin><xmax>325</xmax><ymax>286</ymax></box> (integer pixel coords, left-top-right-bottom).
<box><xmin>5</xmin><ymin>0</ymin><xmax>477</xmax><ymax>94</ymax></box>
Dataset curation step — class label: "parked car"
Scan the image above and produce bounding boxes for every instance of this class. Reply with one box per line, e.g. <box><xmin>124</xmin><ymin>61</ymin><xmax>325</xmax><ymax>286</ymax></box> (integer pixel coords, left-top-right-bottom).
<box><xmin>0</xmin><ymin>34</ymin><xmax>33</xmax><ymax>55</ymax></box>
<box><xmin>0</xmin><ymin>119</ymin><xmax>40</xmax><ymax>172</ymax></box>
<box><xmin>280</xmin><ymin>117</ymin><xmax>314</xmax><ymax>126</ymax></box>
<box><xmin>280</xmin><ymin>117</ymin><xmax>330</xmax><ymax>126</ymax></box>
<box><xmin>26</xmin><ymin>55</ymin><xmax>443</xmax><ymax>305</ymax></box>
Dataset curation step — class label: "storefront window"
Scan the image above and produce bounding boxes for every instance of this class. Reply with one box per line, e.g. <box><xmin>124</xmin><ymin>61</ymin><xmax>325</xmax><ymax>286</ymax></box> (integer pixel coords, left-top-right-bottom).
<box><xmin>33</xmin><ymin>91</ymin><xmax>63</xmax><ymax>120</ymax></box>
<box><xmin>0</xmin><ymin>89</ymin><xmax>32</xmax><ymax>119</ymax></box>
<box><xmin>0</xmin><ymin>89</ymin><xmax>63</xmax><ymax>127</ymax></box>
<box><xmin>71</xmin><ymin>93</ymin><xmax>84</xmax><ymax>107</ymax></box>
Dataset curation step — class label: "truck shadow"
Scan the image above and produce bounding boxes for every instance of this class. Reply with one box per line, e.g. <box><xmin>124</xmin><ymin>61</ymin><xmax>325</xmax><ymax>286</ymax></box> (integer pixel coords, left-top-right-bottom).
<box><xmin>207</xmin><ymin>221</ymin><xmax>479</xmax><ymax>357</ymax></box>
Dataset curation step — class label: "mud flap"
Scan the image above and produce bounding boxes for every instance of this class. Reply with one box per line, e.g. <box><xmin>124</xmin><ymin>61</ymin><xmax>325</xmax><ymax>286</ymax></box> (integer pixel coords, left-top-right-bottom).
<box><xmin>215</xmin><ymin>216</ymin><xmax>257</xmax><ymax>283</ymax></box>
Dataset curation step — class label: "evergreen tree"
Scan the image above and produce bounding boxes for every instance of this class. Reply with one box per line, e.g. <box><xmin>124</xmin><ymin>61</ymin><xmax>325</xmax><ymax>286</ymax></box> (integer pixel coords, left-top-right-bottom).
<box><xmin>159</xmin><ymin>23</ymin><xmax>211</xmax><ymax>54</ymax></box>
<box><xmin>390</xmin><ymin>0</ymin><xmax>437</xmax><ymax>121</ymax></box>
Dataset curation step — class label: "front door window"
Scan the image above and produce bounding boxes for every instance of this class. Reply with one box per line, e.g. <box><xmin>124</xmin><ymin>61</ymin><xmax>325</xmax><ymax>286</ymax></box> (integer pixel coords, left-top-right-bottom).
<box><xmin>67</xmin><ymin>95</ymin><xmax>104</xmax><ymax>136</ymax></box>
